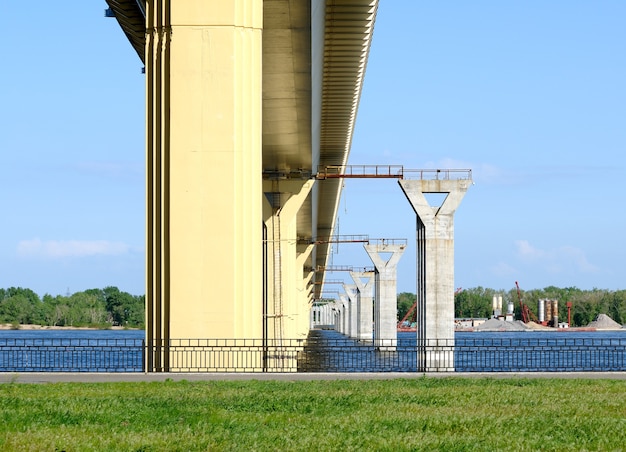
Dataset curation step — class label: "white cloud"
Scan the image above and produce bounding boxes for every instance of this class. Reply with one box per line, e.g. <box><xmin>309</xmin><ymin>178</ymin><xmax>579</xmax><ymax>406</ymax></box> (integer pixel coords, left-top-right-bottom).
<box><xmin>514</xmin><ymin>239</ymin><xmax>598</xmax><ymax>274</ymax></box>
<box><xmin>560</xmin><ymin>245</ymin><xmax>599</xmax><ymax>273</ymax></box>
<box><xmin>490</xmin><ymin>261</ymin><xmax>518</xmax><ymax>277</ymax></box>
<box><xmin>17</xmin><ymin>238</ymin><xmax>130</xmax><ymax>259</ymax></box>
<box><xmin>515</xmin><ymin>240</ymin><xmax>547</xmax><ymax>260</ymax></box>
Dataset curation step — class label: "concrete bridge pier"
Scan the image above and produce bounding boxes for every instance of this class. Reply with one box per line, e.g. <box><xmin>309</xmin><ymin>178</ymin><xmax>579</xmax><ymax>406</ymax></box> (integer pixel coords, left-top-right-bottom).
<box><xmin>313</xmin><ymin>302</ymin><xmax>331</xmax><ymax>329</ymax></box>
<box><xmin>399</xmin><ymin>179</ymin><xmax>469</xmax><ymax>372</ymax></box>
<box><xmin>331</xmin><ymin>304</ymin><xmax>338</xmax><ymax>332</ymax></box>
<box><xmin>337</xmin><ymin>294</ymin><xmax>349</xmax><ymax>337</ymax></box>
<box><xmin>343</xmin><ymin>284</ymin><xmax>359</xmax><ymax>339</ymax></box>
<box><xmin>336</xmin><ymin>297</ymin><xmax>347</xmax><ymax>335</ymax></box>
<box><xmin>350</xmin><ymin>271</ymin><xmax>374</xmax><ymax>342</ymax></box>
<box><xmin>144</xmin><ymin>0</ymin><xmax>264</xmax><ymax>372</ymax></box>
<box><xmin>310</xmin><ymin>304</ymin><xmax>317</xmax><ymax>329</ymax></box>
<box><xmin>262</xmin><ymin>179</ymin><xmax>315</xmax><ymax>371</ymax></box>
<box><xmin>263</xmin><ymin>179</ymin><xmax>315</xmax><ymax>343</ymax></box>
<box><xmin>364</xmin><ymin>243</ymin><xmax>406</xmax><ymax>351</ymax></box>
<box><xmin>324</xmin><ymin>303</ymin><xmax>334</xmax><ymax>327</ymax></box>
<box><xmin>297</xmin><ymin>245</ymin><xmax>315</xmax><ymax>337</ymax></box>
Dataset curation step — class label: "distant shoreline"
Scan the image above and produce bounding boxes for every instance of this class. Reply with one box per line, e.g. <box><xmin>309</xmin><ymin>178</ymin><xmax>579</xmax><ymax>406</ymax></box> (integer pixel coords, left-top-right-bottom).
<box><xmin>0</xmin><ymin>323</ymin><xmax>141</xmax><ymax>331</ymax></box>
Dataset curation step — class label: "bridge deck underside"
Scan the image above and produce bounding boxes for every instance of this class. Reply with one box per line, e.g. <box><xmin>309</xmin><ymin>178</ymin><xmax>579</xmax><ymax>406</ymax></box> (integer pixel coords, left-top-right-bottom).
<box><xmin>105</xmin><ymin>0</ymin><xmax>379</xmax><ymax>297</ymax></box>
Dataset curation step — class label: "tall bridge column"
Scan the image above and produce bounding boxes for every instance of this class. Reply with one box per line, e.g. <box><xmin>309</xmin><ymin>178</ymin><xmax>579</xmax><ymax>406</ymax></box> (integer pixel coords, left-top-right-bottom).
<box><xmin>343</xmin><ymin>284</ymin><xmax>359</xmax><ymax>339</ymax></box>
<box><xmin>326</xmin><ymin>302</ymin><xmax>336</xmax><ymax>329</ymax></box>
<box><xmin>365</xmin><ymin>243</ymin><xmax>406</xmax><ymax>351</ymax></box>
<box><xmin>296</xmin><ymin>244</ymin><xmax>315</xmax><ymax>338</ymax></box>
<box><xmin>336</xmin><ymin>297</ymin><xmax>347</xmax><ymax>334</ymax></box>
<box><xmin>310</xmin><ymin>304</ymin><xmax>317</xmax><ymax>329</ymax></box>
<box><xmin>314</xmin><ymin>303</ymin><xmax>324</xmax><ymax>328</ymax></box>
<box><xmin>263</xmin><ymin>179</ymin><xmax>315</xmax><ymax>341</ymax></box>
<box><xmin>399</xmin><ymin>179</ymin><xmax>469</xmax><ymax>371</ymax></box>
<box><xmin>351</xmin><ymin>271</ymin><xmax>374</xmax><ymax>342</ymax></box>
<box><xmin>146</xmin><ymin>0</ymin><xmax>263</xmax><ymax>371</ymax></box>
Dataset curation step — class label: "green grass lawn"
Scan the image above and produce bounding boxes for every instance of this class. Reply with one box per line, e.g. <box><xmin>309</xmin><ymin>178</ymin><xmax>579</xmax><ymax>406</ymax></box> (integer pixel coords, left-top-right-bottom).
<box><xmin>1</xmin><ymin>377</ymin><xmax>625</xmax><ymax>451</ymax></box>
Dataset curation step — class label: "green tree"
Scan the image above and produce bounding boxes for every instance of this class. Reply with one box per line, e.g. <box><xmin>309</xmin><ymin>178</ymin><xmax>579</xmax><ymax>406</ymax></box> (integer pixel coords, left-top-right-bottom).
<box><xmin>0</xmin><ymin>287</ymin><xmax>44</xmax><ymax>325</ymax></box>
<box><xmin>61</xmin><ymin>292</ymin><xmax>109</xmax><ymax>326</ymax></box>
<box><xmin>397</xmin><ymin>292</ymin><xmax>416</xmax><ymax>323</ymax></box>
<box><xmin>455</xmin><ymin>287</ymin><xmax>494</xmax><ymax>318</ymax></box>
<box><xmin>41</xmin><ymin>294</ymin><xmax>67</xmax><ymax>326</ymax></box>
<box><xmin>0</xmin><ymin>295</ymin><xmax>31</xmax><ymax>324</ymax></box>
<box><xmin>103</xmin><ymin>286</ymin><xmax>144</xmax><ymax>327</ymax></box>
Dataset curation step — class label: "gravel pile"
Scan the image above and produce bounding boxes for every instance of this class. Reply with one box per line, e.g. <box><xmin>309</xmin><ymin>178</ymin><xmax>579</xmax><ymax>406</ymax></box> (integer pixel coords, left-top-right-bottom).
<box><xmin>525</xmin><ymin>321</ymin><xmax>550</xmax><ymax>330</ymax></box>
<box><xmin>474</xmin><ymin>318</ymin><xmax>529</xmax><ymax>332</ymax></box>
<box><xmin>587</xmin><ymin>314</ymin><xmax>623</xmax><ymax>330</ymax></box>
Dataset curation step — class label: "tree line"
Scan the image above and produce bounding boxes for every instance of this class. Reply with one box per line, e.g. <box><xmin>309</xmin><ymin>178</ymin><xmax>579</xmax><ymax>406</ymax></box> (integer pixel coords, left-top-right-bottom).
<box><xmin>397</xmin><ymin>286</ymin><xmax>626</xmax><ymax>327</ymax></box>
<box><xmin>0</xmin><ymin>287</ymin><xmax>144</xmax><ymax>329</ymax></box>
<box><xmin>4</xmin><ymin>285</ymin><xmax>625</xmax><ymax>330</ymax></box>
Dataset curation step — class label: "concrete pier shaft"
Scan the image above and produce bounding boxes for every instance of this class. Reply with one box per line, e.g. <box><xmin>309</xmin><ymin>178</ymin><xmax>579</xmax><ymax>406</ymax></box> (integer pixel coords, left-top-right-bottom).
<box><xmin>343</xmin><ymin>284</ymin><xmax>359</xmax><ymax>339</ymax></box>
<box><xmin>325</xmin><ymin>302</ymin><xmax>334</xmax><ymax>327</ymax></box>
<box><xmin>297</xmin><ymin>245</ymin><xmax>315</xmax><ymax>338</ymax></box>
<box><xmin>399</xmin><ymin>179</ymin><xmax>469</xmax><ymax>371</ymax></box>
<box><xmin>350</xmin><ymin>271</ymin><xmax>374</xmax><ymax>342</ymax></box>
<box><xmin>145</xmin><ymin>0</ymin><xmax>263</xmax><ymax>371</ymax></box>
<box><xmin>315</xmin><ymin>302</ymin><xmax>333</xmax><ymax>328</ymax></box>
<box><xmin>310</xmin><ymin>306</ymin><xmax>314</xmax><ymax>327</ymax></box>
<box><xmin>364</xmin><ymin>243</ymin><xmax>406</xmax><ymax>351</ymax></box>
<box><xmin>337</xmin><ymin>296</ymin><xmax>348</xmax><ymax>335</ymax></box>
<box><xmin>263</xmin><ymin>179</ymin><xmax>315</xmax><ymax>341</ymax></box>
<box><xmin>350</xmin><ymin>272</ymin><xmax>375</xmax><ymax>341</ymax></box>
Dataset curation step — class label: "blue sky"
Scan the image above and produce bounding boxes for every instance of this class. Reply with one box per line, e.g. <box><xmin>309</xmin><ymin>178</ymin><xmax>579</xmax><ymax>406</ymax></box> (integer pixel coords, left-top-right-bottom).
<box><xmin>1</xmin><ymin>2</ymin><xmax>625</xmax><ymax>297</ymax></box>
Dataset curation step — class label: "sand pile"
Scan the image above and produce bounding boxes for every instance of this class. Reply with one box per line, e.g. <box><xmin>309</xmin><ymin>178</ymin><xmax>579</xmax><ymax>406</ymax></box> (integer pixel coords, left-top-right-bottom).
<box><xmin>587</xmin><ymin>314</ymin><xmax>623</xmax><ymax>330</ymax></box>
<box><xmin>525</xmin><ymin>321</ymin><xmax>550</xmax><ymax>330</ymax></box>
<box><xmin>474</xmin><ymin>318</ymin><xmax>529</xmax><ymax>332</ymax></box>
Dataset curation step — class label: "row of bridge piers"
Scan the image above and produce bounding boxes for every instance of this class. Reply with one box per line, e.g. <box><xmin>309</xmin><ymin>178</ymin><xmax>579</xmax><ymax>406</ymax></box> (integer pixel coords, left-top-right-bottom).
<box><xmin>311</xmin><ymin>178</ymin><xmax>470</xmax><ymax>371</ymax></box>
<box><xmin>147</xmin><ymin>176</ymin><xmax>469</xmax><ymax>373</ymax></box>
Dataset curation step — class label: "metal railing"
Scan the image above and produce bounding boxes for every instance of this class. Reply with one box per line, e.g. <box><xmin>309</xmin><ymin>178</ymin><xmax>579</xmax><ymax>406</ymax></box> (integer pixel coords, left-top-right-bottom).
<box><xmin>316</xmin><ymin>165</ymin><xmax>404</xmax><ymax>179</ymax></box>
<box><xmin>403</xmin><ymin>168</ymin><xmax>472</xmax><ymax>180</ymax></box>
<box><xmin>456</xmin><ymin>336</ymin><xmax>626</xmax><ymax>372</ymax></box>
<box><xmin>1</xmin><ymin>335</ymin><xmax>625</xmax><ymax>373</ymax></box>
<box><xmin>368</xmin><ymin>238</ymin><xmax>408</xmax><ymax>247</ymax></box>
<box><xmin>314</xmin><ymin>166</ymin><xmax>473</xmax><ymax>181</ymax></box>
<box><xmin>0</xmin><ymin>338</ymin><xmax>143</xmax><ymax>372</ymax></box>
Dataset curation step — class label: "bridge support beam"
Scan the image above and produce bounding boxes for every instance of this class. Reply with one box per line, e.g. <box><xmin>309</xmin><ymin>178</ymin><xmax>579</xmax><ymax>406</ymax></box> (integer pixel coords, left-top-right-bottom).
<box><xmin>263</xmin><ymin>179</ymin><xmax>315</xmax><ymax>342</ymax></box>
<box><xmin>335</xmin><ymin>297</ymin><xmax>347</xmax><ymax>335</ymax></box>
<box><xmin>351</xmin><ymin>271</ymin><xmax>374</xmax><ymax>342</ymax></box>
<box><xmin>322</xmin><ymin>302</ymin><xmax>334</xmax><ymax>327</ymax></box>
<box><xmin>343</xmin><ymin>284</ymin><xmax>359</xmax><ymax>339</ymax></box>
<box><xmin>146</xmin><ymin>0</ymin><xmax>264</xmax><ymax>371</ymax></box>
<box><xmin>399</xmin><ymin>179</ymin><xmax>469</xmax><ymax>372</ymax></box>
<box><xmin>297</xmin><ymin>244</ymin><xmax>315</xmax><ymax>337</ymax></box>
<box><xmin>364</xmin><ymin>243</ymin><xmax>406</xmax><ymax>351</ymax></box>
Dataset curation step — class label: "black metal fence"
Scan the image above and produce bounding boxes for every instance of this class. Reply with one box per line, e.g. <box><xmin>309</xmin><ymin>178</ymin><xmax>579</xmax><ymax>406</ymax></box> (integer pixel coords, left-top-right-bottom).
<box><xmin>146</xmin><ymin>339</ymin><xmax>307</xmax><ymax>373</ymax></box>
<box><xmin>456</xmin><ymin>336</ymin><xmax>626</xmax><ymax>372</ymax></box>
<box><xmin>0</xmin><ymin>338</ymin><xmax>144</xmax><ymax>372</ymax></box>
<box><xmin>1</xmin><ymin>336</ymin><xmax>625</xmax><ymax>373</ymax></box>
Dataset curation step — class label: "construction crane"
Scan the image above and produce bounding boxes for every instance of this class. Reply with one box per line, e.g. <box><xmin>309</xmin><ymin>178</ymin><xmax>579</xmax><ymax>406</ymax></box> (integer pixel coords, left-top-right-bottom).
<box><xmin>397</xmin><ymin>287</ymin><xmax>462</xmax><ymax>331</ymax></box>
<box><xmin>515</xmin><ymin>281</ymin><xmax>538</xmax><ymax>323</ymax></box>
<box><xmin>397</xmin><ymin>301</ymin><xmax>417</xmax><ymax>331</ymax></box>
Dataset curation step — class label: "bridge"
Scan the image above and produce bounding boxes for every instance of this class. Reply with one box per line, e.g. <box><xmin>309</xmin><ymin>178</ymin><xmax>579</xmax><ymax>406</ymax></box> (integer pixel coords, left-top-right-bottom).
<box><xmin>105</xmin><ymin>0</ymin><xmax>471</xmax><ymax>372</ymax></box>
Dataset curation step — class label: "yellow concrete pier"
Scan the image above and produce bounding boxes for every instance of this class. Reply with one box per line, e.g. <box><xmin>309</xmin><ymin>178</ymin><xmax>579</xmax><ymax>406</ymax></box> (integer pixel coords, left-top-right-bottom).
<box><xmin>146</xmin><ymin>1</ymin><xmax>264</xmax><ymax>345</ymax></box>
<box><xmin>105</xmin><ymin>0</ymin><xmax>380</xmax><ymax>371</ymax></box>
